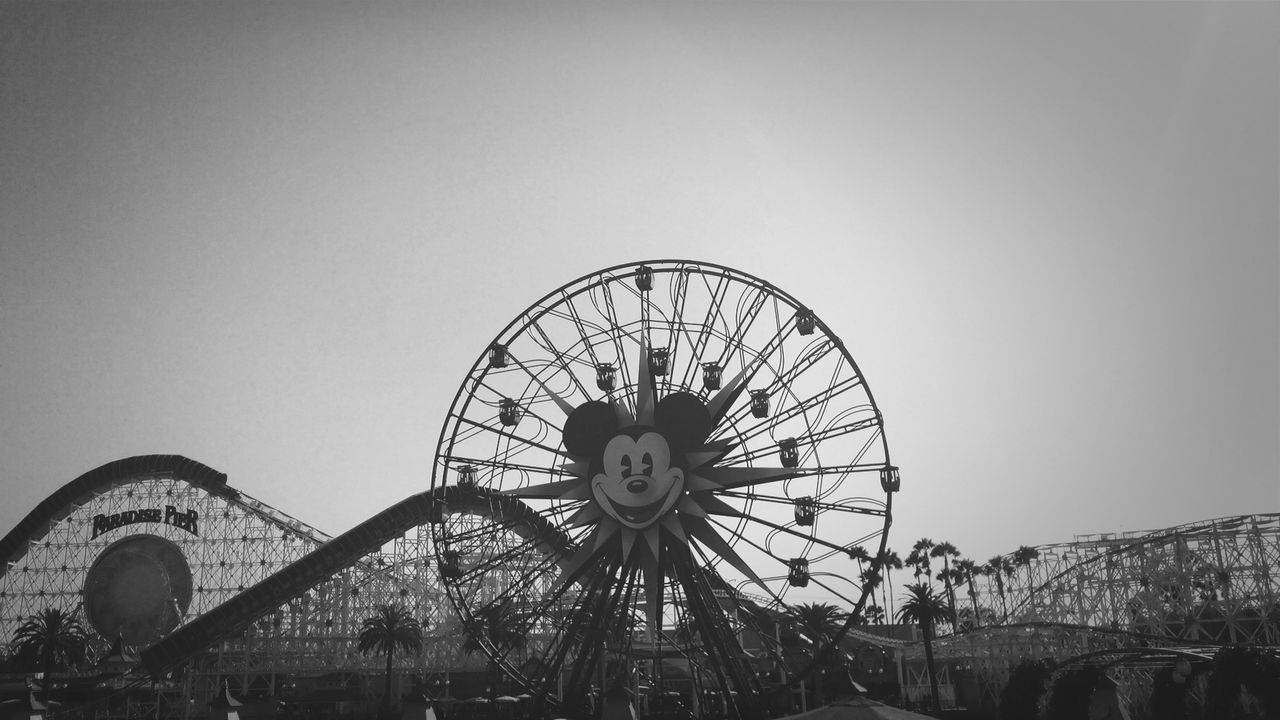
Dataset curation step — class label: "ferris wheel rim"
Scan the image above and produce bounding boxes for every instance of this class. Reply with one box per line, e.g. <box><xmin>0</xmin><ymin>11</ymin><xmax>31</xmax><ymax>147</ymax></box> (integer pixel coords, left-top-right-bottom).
<box><xmin>428</xmin><ymin>259</ymin><xmax>898</xmax><ymax>710</ymax></box>
<box><xmin>429</xmin><ymin>259</ymin><xmax>897</xmax><ymax>492</ymax></box>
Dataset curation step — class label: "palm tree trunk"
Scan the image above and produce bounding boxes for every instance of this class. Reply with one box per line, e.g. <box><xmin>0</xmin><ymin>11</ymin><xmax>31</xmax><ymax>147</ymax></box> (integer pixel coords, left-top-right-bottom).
<box><xmin>41</xmin><ymin>649</ymin><xmax>54</xmax><ymax>695</ymax></box>
<box><xmin>886</xmin><ymin>568</ymin><xmax>895</xmax><ymax>621</ymax></box>
<box><xmin>384</xmin><ymin>648</ymin><xmax>395</xmax><ymax>712</ymax></box>
<box><xmin>921</xmin><ymin>622</ymin><xmax>940</xmax><ymax>712</ymax></box>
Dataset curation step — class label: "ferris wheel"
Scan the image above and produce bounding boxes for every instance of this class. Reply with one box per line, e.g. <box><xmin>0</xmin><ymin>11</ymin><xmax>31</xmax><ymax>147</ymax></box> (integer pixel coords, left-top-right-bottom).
<box><xmin>429</xmin><ymin>260</ymin><xmax>898</xmax><ymax>717</ymax></box>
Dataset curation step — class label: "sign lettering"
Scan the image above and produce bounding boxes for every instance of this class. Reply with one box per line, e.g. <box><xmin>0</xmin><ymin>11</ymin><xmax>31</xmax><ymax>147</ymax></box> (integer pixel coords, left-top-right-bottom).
<box><xmin>91</xmin><ymin>505</ymin><xmax>199</xmax><ymax>539</ymax></box>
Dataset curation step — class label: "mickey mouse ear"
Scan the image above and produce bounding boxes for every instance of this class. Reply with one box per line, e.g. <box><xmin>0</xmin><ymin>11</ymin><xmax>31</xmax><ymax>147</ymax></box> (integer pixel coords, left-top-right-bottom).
<box><xmin>563</xmin><ymin>401</ymin><xmax>619</xmax><ymax>458</ymax></box>
<box><xmin>654</xmin><ymin>392</ymin><xmax>712</xmax><ymax>452</ymax></box>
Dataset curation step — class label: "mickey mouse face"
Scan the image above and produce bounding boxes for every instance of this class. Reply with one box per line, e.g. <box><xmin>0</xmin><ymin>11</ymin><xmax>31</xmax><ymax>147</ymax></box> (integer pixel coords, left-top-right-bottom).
<box><xmin>592</xmin><ymin>429</ymin><xmax>684</xmax><ymax>530</ymax></box>
<box><xmin>564</xmin><ymin>392</ymin><xmax>712</xmax><ymax>531</ymax></box>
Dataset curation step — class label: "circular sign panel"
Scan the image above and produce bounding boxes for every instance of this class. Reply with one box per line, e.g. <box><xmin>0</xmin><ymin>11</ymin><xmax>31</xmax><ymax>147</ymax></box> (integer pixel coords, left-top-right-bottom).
<box><xmin>83</xmin><ymin>534</ymin><xmax>193</xmax><ymax>646</ymax></box>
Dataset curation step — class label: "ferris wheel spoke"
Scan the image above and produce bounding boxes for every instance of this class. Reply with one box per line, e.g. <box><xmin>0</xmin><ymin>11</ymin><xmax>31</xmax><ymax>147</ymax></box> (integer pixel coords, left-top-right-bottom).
<box><xmin>773</xmin><ymin>336</ymin><xmax>841</xmax><ymax>389</ymax></box>
<box><xmin>439</xmin><ymin>455</ymin><xmax>571</xmax><ymax>483</ymax></box>
<box><xmin>433</xmin><ymin>262</ymin><xmax>894</xmax><ymax>714</ymax></box>
<box><xmin>721</xmin><ymin>510</ymin><xmax>858</xmax><ymax>560</ymax></box>
<box><xmin>802</xmin><ymin>573</ymin><xmax>867</xmax><ymax>608</ymax></box>
<box><xmin>709</xmin><ymin>369</ymin><xmax>861</xmax><ymax>448</ymax></box>
<box><xmin>455</xmin><ymin>416</ymin><xmax>565</xmax><ymax>457</ymax></box>
<box><xmin>714</xmin><ymin>489</ymin><xmax>888</xmax><ymax>519</ymax></box>
<box><xmin>594</xmin><ymin>279</ymin><xmax>638</xmax><ymax>414</ymax></box>
<box><xmin>672</xmin><ymin>271</ymin><xmax>732</xmax><ymax>391</ymax></box>
<box><xmin>777</xmin><ymin>368</ymin><xmax>864</xmax><ymax>423</ymax></box>
<box><xmin>701</xmin><ymin>463</ymin><xmax>885</xmax><ymax>491</ymax></box>
<box><xmin>465</xmin><ymin>556</ymin><xmax>566</xmax><ymax>609</ymax></box>
<box><xmin>658</xmin><ymin>269</ymin><xmax>690</xmax><ymax>380</ymax></box>
<box><xmin>714</xmin><ymin>283</ymin><xmax>770</xmax><ymax>371</ymax></box>
<box><xmin>705</xmin><ymin>328</ymin><xmax>798</xmax><ymax>430</ymax></box>
<box><xmin>521</xmin><ymin>324</ymin><xmax>592</xmax><ymax>407</ymax></box>
<box><xmin>544</xmin><ymin>299</ymin><xmax>608</xmax><ymax>365</ymax></box>
<box><xmin>445</xmin><ymin>511</ymin><xmax>553</xmax><ymax>547</ymax></box>
<box><xmin>714</xmin><ymin>413</ymin><xmax>880</xmax><ymax>466</ymax></box>
<box><xmin>456</xmin><ymin>539</ymin><xmax>563</xmax><ymax>585</ymax></box>
<box><xmin>808</xmin><ymin>528</ymin><xmax>887</xmax><ymax>564</ymax></box>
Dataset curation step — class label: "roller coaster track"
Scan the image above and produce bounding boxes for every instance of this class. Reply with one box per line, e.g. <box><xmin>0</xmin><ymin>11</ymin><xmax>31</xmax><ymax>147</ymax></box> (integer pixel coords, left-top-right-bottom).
<box><xmin>139</xmin><ymin>484</ymin><xmax>577</xmax><ymax>678</ymax></box>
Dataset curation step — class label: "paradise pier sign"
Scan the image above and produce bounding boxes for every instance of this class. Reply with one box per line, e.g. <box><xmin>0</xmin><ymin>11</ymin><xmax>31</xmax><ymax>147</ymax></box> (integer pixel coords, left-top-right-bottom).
<box><xmin>91</xmin><ymin>505</ymin><xmax>199</xmax><ymax>539</ymax></box>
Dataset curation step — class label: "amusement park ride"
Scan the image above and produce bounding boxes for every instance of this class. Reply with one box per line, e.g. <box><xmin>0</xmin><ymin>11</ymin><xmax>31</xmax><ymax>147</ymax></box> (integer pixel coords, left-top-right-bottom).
<box><xmin>1</xmin><ymin>261</ymin><xmax>1276</xmax><ymax>719</ymax></box>
<box><xmin>1</xmin><ymin>261</ymin><xmax>898</xmax><ymax>719</ymax></box>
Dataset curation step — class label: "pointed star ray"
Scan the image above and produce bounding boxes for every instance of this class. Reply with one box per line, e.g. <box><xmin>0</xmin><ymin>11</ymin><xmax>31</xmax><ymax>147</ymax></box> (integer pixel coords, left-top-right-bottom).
<box><xmin>635</xmin><ymin>332</ymin><xmax>655</xmax><ymax>425</ymax></box>
<box><xmin>500</xmin><ymin>478</ymin><xmax>589</xmax><ymax>499</ymax></box>
<box><xmin>567</xmin><ymin>504</ymin><xmax>603</xmax><ymax>527</ymax></box>
<box><xmin>682</xmin><ymin>516</ymin><xmax>768</xmax><ymax>593</ymax></box>
<box><xmin>684</xmin><ymin>473</ymin><xmax>724</xmax><ymax>492</ymax></box>
<box><xmin>687</xmin><ymin>492</ymin><xmax>741</xmax><ymax>517</ymax></box>
<box><xmin>507</xmin><ymin>351</ymin><xmax>578</xmax><ymax>418</ymax></box>
<box><xmin>697</xmin><ymin>466</ymin><xmax>802</xmax><ymax>489</ymax></box>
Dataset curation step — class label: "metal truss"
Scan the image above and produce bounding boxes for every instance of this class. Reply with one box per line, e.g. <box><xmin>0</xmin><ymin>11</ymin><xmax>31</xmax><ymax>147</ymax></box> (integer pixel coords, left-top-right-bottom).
<box><xmin>0</xmin><ymin>458</ymin><xmax>518</xmax><ymax>720</ymax></box>
<box><xmin>894</xmin><ymin>514</ymin><xmax>1280</xmax><ymax>712</ymax></box>
<box><xmin>968</xmin><ymin>514</ymin><xmax>1279</xmax><ymax>643</ymax></box>
<box><xmin>1</xmin><ymin>465</ymin><xmax>328</xmax><ymax>654</ymax></box>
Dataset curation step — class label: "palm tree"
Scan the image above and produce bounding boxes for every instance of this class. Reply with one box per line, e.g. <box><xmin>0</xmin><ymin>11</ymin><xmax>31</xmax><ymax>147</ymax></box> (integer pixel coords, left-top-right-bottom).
<box><xmin>936</xmin><ymin>567</ymin><xmax>964</xmax><ymax>631</ymax></box>
<box><xmin>11</xmin><ymin>607</ymin><xmax>88</xmax><ymax>694</ymax></box>
<box><xmin>859</xmin><ymin>565</ymin><xmax>883</xmax><ymax>614</ymax></box>
<box><xmin>897</xmin><ymin>583</ymin><xmax>949</xmax><ymax>713</ymax></box>
<box><xmin>1012</xmin><ymin>545</ymin><xmax>1041</xmax><ymax>594</ymax></box>
<box><xmin>930</xmin><ymin>542</ymin><xmax>961</xmax><ymax>627</ymax></box>
<box><xmin>864</xmin><ymin>605</ymin><xmax>886</xmax><ymax>625</ymax></box>
<box><xmin>875</xmin><ymin>549</ymin><xmax>903</xmax><ymax>620</ymax></box>
<box><xmin>906</xmin><ymin>538</ymin><xmax>935</xmax><ymax>584</ymax></box>
<box><xmin>462</xmin><ymin>599</ymin><xmax>529</xmax><ymax>696</ymax></box>
<box><xmin>849</xmin><ymin>546</ymin><xmax>881</xmax><ymax>615</ymax></box>
<box><xmin>954</xmin><ymin>558</ymin><xmax>982</xmax><ymax>629</ymax></box>
<box><xmin>847</xmin><ymin>545</ymin><xmax>872</xmax><ymax>575</ymax></box>
<box><xmin>789</xmin><ymin>602</ymin><xmax>846</xmax><ymax>707</ymax></box>
<box><xmin>986</xmin><ymin>555</ymin><xmax>1016</xmax><ymax>619</ymax></box>
<box><xmin>358</xmin><ymin>604</ymin><xmax>424</xmax><ymax>713</ymax></box>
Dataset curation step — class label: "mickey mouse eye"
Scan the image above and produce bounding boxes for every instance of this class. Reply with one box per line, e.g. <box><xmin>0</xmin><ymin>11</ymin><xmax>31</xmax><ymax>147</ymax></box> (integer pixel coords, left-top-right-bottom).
<box><xmin>641</xmin><ymin>452</ymin><xmax>653</xmax><ymax>475</ymax></box>
<box><xmin>620</xmin><ymin>456</ymin><xmax>633</xmax><ymax>477</ymax></box>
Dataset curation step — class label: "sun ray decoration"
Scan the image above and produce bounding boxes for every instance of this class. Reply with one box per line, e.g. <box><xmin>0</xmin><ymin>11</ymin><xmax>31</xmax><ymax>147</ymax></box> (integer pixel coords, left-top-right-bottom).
<box><xmin>430</xmin><ymin>261</ymin><xmax>897</xmax><ymax>719</ymax></box>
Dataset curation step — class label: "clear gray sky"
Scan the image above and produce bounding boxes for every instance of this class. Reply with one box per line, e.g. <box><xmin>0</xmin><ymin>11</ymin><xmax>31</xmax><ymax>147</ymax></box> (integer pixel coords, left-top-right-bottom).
<box><xmin>2</xmin><ymin>2</ymin><xmax>1276</xmax><ymax>583</ymax></box>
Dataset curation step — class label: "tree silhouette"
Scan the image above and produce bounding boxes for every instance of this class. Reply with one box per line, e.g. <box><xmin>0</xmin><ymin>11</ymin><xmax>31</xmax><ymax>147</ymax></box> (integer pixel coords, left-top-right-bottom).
<box><xmin>897</xmin><ymin>583</ymin><xmax>949</xmax><ymax>712</ymax></box>
<box><xmin>874</xmin><ymin>549</ymin><xmax>903</xmax><ymax>621</ymax></box>
<box><xmin>1012</xmin><ymin>545</ymin><xmax>1041</xmax><ymax>594</ymax></box>
<box><xmin>863</xmin><ymin>605</ymin><xmax>886</xmax><ymax>625</ymax></box>
<box><xmin>954</xmin><ymin>558</ymin><xmax>982</xmax><ymax>629</ymax></box>
<box><xmin>986</xmin><ymin>555</ymin><xmax>1016</xmax><ymax>619</ymax></box>
<box><xmin>789</xmin><ymin>602</ymin><xmax>846</xmax><ymax>707</ymax></box>
<box><xmin>358</xmin><ymin>604</ymin><xmax>424</xmax><ymax>713</ymax></box>
<box><xmin>906</xmin><ymin>538</ymin><xmax>936</xmax><ymax>583</ymax></box>
<box><xmin>930</xmin><ymin>542</ymin><xmax>961</xmax><ymax>628</ymax></box>
<box><xmin>463</xmin><ymin>599</ymin><xmax>529</xmax><ymax>696</ymax></box>
<box><xmin>11</xmin><ymin>607</ymin><xmax>88</xmax><ymax>694</ymax></box>
<box><xmin>849</xmin><ymin>546</ymin><xmax>881</xmax><ymax>615</ymax></box>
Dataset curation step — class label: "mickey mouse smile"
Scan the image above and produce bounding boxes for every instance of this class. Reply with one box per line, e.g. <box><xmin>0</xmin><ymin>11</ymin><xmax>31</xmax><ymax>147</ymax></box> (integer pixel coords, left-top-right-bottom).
<box><xmin>600</xmin><ymin>489</ymin><xmax>676</xmax><ymax>526</ymax></box>
<box><xmin>590</xmin><ymin>431</ymin><xmax>686</xmax><ymax>530</ymax></box>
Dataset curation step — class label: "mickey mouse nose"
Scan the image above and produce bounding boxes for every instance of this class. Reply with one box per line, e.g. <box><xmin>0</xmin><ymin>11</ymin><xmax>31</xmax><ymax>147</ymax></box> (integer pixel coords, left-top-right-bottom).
<box><xmin>626</xmin><ymin>478</ymin><xmax>649</xmax><ymax>494</ymax></box>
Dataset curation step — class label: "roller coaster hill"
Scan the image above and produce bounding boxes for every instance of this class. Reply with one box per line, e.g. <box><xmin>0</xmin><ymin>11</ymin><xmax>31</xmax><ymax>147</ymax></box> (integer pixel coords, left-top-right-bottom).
<box><xmin>0</xmin><ymin>456</ymin><xmax>518</xmax><ymax>720</ymax></box>
<box><xmin>2</xmin><ymin>455</ymin><xmax>1278</xmax><ymax>720</ymax></box>
<box><xmin>890</xmin><ymin>513</ymin><xmax>1280</xmax><ymax>715</ymax></box>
